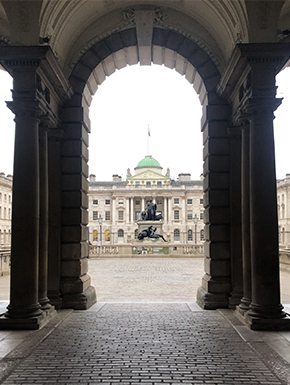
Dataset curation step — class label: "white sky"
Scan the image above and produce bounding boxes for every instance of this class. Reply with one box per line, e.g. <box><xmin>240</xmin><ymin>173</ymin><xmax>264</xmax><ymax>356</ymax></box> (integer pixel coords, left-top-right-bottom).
<box><xmin>0</xmin><ymin>64</ymin><xmax>289</xmax><ymax>180</ymax></box>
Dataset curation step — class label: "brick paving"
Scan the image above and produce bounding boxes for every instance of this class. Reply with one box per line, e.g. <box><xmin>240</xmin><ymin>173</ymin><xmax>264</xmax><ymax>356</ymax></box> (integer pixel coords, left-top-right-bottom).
<box><xmin>1</xmin><ymin>303</ymin><xmax>284</xmax><ymax>384</ymax></box>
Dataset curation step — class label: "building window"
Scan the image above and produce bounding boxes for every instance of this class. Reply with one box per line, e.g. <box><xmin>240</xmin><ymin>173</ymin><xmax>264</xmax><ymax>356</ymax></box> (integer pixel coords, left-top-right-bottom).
<box><xmin>4</xmin><ymin>194</ymin><xmax>6</xmax><ymax>203</ymax></box>
<box><xmin>174</xmin><ymin>229</ymin><xmax>180</xmax><ymax>241</ymax></box>
<box><xmin>135</xmin><ymin>200</ymin><xmax>140</xmax><ymax>205</ymax></box>
<box><xmin>118</xmin><ymin>229</ymin><xmax>124</xmax><ymax>237</ymax></box>
<box><xmin>200</xmin><ymin>229</ymin><xmax>205</xmax><ymax>241</ymax></box>
<box><xmin>105</xmin><ymin>230</ymin><xmax>111</xmax><ymax>242</ymax></box>
<box><xmin>4</xmin><ymin>208</ymin><xmax>6</xmax><ymax>219</ymax></box>
<box><xmin>93</xmin><ymin>230</ymin><xmax>98</xmax><ymax>241</ymax></box>
<box><xmin>8</xmin><ymin>195</ymin><xmax>11</xmax><ymax>203</ymax></box>
<box><xmin>105</xmin><ymin>211</ymin><xmax>111</xmax><ymax>221</ymax></box>
<box><xmin>157</xmin><ymin>199</ymin><xmax>162</xmax><ymax>205</ymax></box>
<box><xmin>174</xmin><ymin>198</ymin><xmax>179</xmax><ymax>204</ymax></box>
<box><xmin>135</xmin><ymin>211</ymin><xmax>141</xmax><ymax>221</ymax></box>
<box><xmin>118</xmin><ymin>211</ymin><xmax>124</xmax><ymax>221</ymax></box>
<box><xmin>200</xmin><ymin>212</ymin><xmax>204</xmax><ymax>220</ymax></box>
<box><xmin>187</xmin><ymin>211</ymin><xmax>193</xmax><ymax>220</ymax></box>
<box><xmin>105</xmin><ymin>199</ymin><xmax>110</xmax><ymax>205</ymax></box>
<box><xmin>187</xmin><ymin>199</ymin><xmax>192</xmax><ymax>205</ymax></box>
<box><xmin>93</xmin><ymin>211</ymin><xmax>98</xmax><ymax>220</ymax></box>
<box><xmin>188</xmin><ymin>230</ymin><xmax>193</xmax><ymax>241</ymax></box>
<box><xmin>118</xmin><ymin>199</ymin><xmax>124</xmax><ymax>205</ymax></box>
<box><xmin>0</xmin><ymin>193</ymin><xmax>2</xmax><ymax>201</ymax></box>
<box><xmin>174</xmin><ymin>210</ymin><xmax>179</xmax><ymax>220</ymax></box>
<box><xmin>146</xmin><ymin>181</ymin><xmax>151</xmax><ymax>187</ymax></box>
<box><xmin>8</xmin><ymin>208</ymin><xmax>11</xmax><ymax>220</ymax></box>
<box><xmin>157</xmin><ymin>181</ymin><xmax>162</xmax><ymax>187</ymax></box>
<box><xmin>135</xmin><ymin>229</ymin><xmax>139</xmax><ymax>239</ymax></box>
<box><xmin>135</xmin><ymin>181</ymin><xmax>140</xmax><ymax>186</ymax></box>
<box><xmin>93</xmin><ymin>199</ymin><xmax>98</xmax><ymax>205</ymax></box>
<box><xmin>200</xmin><ymin>198</ymin><xmax>204</xmax><ymax>205</ymax></box>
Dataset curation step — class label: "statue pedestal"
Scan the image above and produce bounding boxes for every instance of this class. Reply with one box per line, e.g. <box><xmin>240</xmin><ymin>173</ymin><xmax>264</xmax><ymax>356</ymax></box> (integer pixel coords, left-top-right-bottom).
<box><xmin>137</xmin><ymin>220</ymin><xmax>164</xmax><ymax>235</ymax></box>
<box><xmin>132</xmin><ymin>221</ymin><xmax>168</xmax><ymax>255</ymax></box>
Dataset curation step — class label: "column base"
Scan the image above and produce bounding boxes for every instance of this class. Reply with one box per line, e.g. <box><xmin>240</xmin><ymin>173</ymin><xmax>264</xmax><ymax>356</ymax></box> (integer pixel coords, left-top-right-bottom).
<box><xmin>235</xmin><ymin>307</ymin><xmax>290</xmax><ymax>330</ymax></box>
<box><xmin>0</xmin><ymin>306</ymin><xmax>57</xmax><ymax>330</ymax></box>
<box><xmin>196</xmin><ymin>286</ymin><xmax>229</xmax><ymax>310</ymax></box>
<box><xmin>236</xmin><ymin>297</ymin><xmax>251</xmax><ymax>316</ymax></box>
<box><xmin>62</xmin><ymin>286</ymin><xmax>96</xmax><ymax>310</ymax></box>
<box><xmin>228</xmin><ymin>291</ymin><xmax>243</xmax><ymax>309</ymax></box>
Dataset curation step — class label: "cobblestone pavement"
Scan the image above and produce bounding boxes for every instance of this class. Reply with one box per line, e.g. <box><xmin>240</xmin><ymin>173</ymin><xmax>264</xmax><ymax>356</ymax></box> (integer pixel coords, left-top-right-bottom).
<box><xmin>1</xmin><ymin>303</ymin><xmax>286</xmax><ymax>385</ymax></box>
<box><xmin>89</xmin><ymin>258</ymin><xmax>204</xmax><ymax>302</ymax></box>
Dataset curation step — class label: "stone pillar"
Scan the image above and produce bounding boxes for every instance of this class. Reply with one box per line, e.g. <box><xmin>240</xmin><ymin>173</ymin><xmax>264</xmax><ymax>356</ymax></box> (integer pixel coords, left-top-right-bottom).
<box><xmin>130</xmin><ymin>197</ymin><xmax>134</xmax><ymax>223</ymax></box>
<box><xmin>60</xmin><ymin>105</ymin><xmax>96</xmax><ymax>310</ymax></box>
<box><xmin>182</xmin><ymin>197</ymin><xmax>186</xmax><ymax>225</ymax></box>
<box><xmin>141</xmin><ymin>197</ymin><xmax>145</xmax><ymax>213</ymax></box>
<box><xmin>38</xmin><ymin>125</ymin><xmax>51</xmax><ymax>310</ymax></box>
<box><xmin>245</xmin><ymin>96</ymin><xmax>288</xmax><ymax>327</ymax></box>
<box><xmin>237</xmin><ymin>123</ymin><xmax>252</xmax><ymax>314</ymax></box>
<box><xmin>4</xmin><ymin>71</ymin><xmax>42</xmax><ymax>321</ymax></box>
<box><xmin>125</xmin><ymin>197</ymin><xmax>130</xmax><ymax>224</ymax></box>
<box><xmin>47</xmin><ymin>128</ymin><xmax>63</xmax><ymax>309</ymax></box>
<box><xmin>164</xmin><ymin>197</ymin><xmax>167</xmax><ymax>223</ymax></box>
<box><xmin>228</xmin><ymin>127</ymin><xmax>243</xmax><ymax>308</ymax></box>
<box><xmin>168</xmin><ymin>197</ymin><xmax>172</xmax><ymax>223</ymax></box>
<box><xmin>197</xmin><ymin>101</ymin><xmax>231</xmax><ymax>310</ymax></box>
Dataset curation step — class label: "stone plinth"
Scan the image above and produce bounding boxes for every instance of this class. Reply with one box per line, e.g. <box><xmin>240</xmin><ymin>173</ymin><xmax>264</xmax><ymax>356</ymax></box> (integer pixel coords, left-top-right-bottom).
<box><xmin>137</xmin><ymin>220</ymin><xmax>164</xmax><ymax>235</ymax></box>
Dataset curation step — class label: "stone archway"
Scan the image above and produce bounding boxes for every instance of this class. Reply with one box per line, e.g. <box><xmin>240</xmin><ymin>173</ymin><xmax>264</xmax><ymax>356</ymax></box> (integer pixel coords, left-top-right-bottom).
<box><xmin>60</xmin><ymin>25</ymin><xmax>232</xmax><ymax>310</ymax></box>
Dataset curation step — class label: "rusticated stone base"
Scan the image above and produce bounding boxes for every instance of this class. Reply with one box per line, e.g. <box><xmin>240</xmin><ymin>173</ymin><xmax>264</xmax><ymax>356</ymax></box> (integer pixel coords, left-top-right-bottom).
<box><xmin>62</xmin><ymin>285</ymin><xmax>96</xmax><ymax>310</ymax></box>
<box><xmin>196</xmin><ymin>286</ymin><xmax>229</xmax><ymax>310</ymax></box>
<box><xmin>0</xmin><ymin>306</ymin><xmax>57</xmax><ymax>330</ymax></box>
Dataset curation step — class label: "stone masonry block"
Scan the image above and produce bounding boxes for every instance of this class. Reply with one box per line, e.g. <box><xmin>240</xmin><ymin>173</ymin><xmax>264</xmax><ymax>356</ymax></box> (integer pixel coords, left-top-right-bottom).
<box><xmin>202</xmin><ymin>120</ymin><xmax>229</xmax><ymax>140</ymax></box>
<box><xmin>60</xmin><ymin>274</ymin><xmax>91</xmax><ymax>294</ymax></box>
<box><xmin>61</xmin><ymin>258</ymin><xmax>88</xmax><ymax>278</ymax></box>
<box><xmin>69</xmin><ymin>76</ymin><xmax>86</xmax><ymax>95</ymax></box>
<box><xmin>204</xmin><ymin>224</ymin><xmax>230</xmax><ymax>242</ymax></box>
<box><xmin>62</xmin><ymin>191</ymin><xmax>88</xmax><ymax>209</ymax></box>
<box><xmin>62</xmin><ymin>225</ymin><xmax>89</xmax><ymax>243</ymax></box>
<box><xmin>203</xmin><ymin>172</ymin><xmax>230</xmax><ymax>191</ymax></box>
<box><xmin>72</xmin><ymin>62</ymin><xmax>92</xmax><ymax>82</ymax></box>
<box><xmin>198</xmin><ymin>60</ymin><xmax>219</xmax><ymax>80</ymax></box>
<box><xmin>203</xmin><ymin>155</ymin><xmax>230</xmax><ymax>174</ymax></box>
<box><xmin>201</xmin><ymin>274</ymin><xmax>232</xmax><ymax>294</ymax></box>
<box><xmin>61</xmin><ymin>158</ymin><xmax>88</xmax><ymax>177</ymax></box>
<box><xmin>203</xmin><ymin>74</ymin><xmax>221</xmax><ymax>92</ymax></box>
<box><xmin>189</xmin><ymin>48</ymin><xmax>210</xmax><ymax>69</ymax></box>
<box><xmin>206</xmin><ymin>104</ymin><xmax>231</xmax><ymax>121</ymax></box>
<box><xmin>204</xmin><ymin>258</ymin><xmax>231</xmax><ymax>277</ymax></box>
<box><xmin>204</xmin><ymin>207</ymin><xmax>230</xmax><ymax>224</ymax></box>
<box><xmin>61</xmin><ymin>140</ymin><xmax>88</xmax><ymax>160</ymax></box>
<box><xmin>203</xmin><ymin>138</ymin><xmax>230</xmax><ymax>158</ymax></box>
<box><xmin>204</xmin><ymin>241</ymin><xmax>230</xmax><ymax>259</ymax></box>
<box><xmin>204</xmin><ymin>190</ymin><xmax>230</xmax><ymax>208</ymax></box>
<box><xmin>61</xmin><ymin>106</ymin><xmax>85</xmax><ymax>123</ymax></box>
<box><xmin>62</xmin><ymin>123</ymin><xmax>89</xmax><ymax>144</ymax></box>
<box><xmin>62</xmin><ymin>174</ymin><xmax>88</xmax><ymax>192</ymax></box>
<box><xmin>80</xmin><ymin>49</ymin><xmax>101</xmax><ymax>70</ymax></box>
<box><xmin>62</xmin><ymin>208</ymin><xmax>88</xmax><ymax>226</ymax></box>
<box><xmin>62</xmin><ymin>241</ymin><xmax>88</xmax><ymax>260</ymax></box>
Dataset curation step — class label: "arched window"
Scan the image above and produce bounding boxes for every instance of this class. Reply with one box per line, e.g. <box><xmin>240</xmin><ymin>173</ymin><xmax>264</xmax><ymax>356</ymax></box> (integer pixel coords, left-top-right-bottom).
<box><xmin>200</xmin><ymin>229</ymin><xmax>204</xmax><ymax>241</ymax></box>
<box><xmin>188</xmin><ymin>229</ymin><xmax>193</xmax><ymax>241</ymax></box>
<box><xmin>105</xmin><ymin>230</ymin><xmax>111</xmax><ymax>242</ymax></box>
<box><xmin>135</xmin><ymin>229</ymin><xmax>138</xmax><ymax>239</ymax></box>
<box><xmin>174</xmin><ymin>229</ymin><xmax>180</xmax><ymax>241</ymax></box>
<box><xmin>93</xmin><ymin>230</ymin><xmax>98</xmax><ymax>241</ymax></box>
<box><xmin>118</xmin><ymin>229</ymin><xmax>124</xmax><ymax>238</ymax></box>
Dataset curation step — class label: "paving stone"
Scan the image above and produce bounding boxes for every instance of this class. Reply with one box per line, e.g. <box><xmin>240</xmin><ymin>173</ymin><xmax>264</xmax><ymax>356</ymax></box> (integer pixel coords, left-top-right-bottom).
<box><xmin>0</xmin><ymin>303</ymin><xmax>285</xmax><ymax>384</ymax></box>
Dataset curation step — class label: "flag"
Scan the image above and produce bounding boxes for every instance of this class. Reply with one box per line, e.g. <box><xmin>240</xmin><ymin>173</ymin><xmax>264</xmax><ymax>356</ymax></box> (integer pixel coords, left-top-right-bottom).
<box><xmin>148</xmin><ymin>125</ymin><xmax>150</xmax><ymax>136</ymax></box>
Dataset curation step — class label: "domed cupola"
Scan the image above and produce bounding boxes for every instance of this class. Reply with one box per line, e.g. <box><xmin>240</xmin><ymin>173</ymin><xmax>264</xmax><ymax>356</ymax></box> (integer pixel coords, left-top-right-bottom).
<box><xmin>134</xmin><ymin>155</ymin><xmax>162</xmax><ymax>175</ymax></box>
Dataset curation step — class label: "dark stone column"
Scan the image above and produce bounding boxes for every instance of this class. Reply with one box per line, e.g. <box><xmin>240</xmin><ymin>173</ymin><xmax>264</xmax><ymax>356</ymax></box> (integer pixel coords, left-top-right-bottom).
<box><xmin>5</xmin><ymin>98</ymin><xmax>42</xmax><ymax>319</ymax></box>
<box><xmin>237</xmin><ymin>123</ymin><xmax>252</xmax><ymax>314</ymax></box>
<box><xmin>47</xmin><ymin>128</ymin><xmax>63</xmax><ymax>309</ymax></box>
<box><xmin>244</xmin><ymin>95</ymin><xmax>290</xmax><ymax>329</ymax></box>
<box><xmin>228</xmin><ymin>128</ymin><xmax>243</xmax><ymax>308</ymax></box>
<box><xmin>38</xmin><ymin>125</ymin><xmax>51</xmax><ymax>310</ymax></box>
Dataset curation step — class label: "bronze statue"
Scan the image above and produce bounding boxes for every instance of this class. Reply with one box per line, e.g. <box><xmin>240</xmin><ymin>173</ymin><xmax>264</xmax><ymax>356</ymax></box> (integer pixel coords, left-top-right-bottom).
<box><xmin>141</xmin><ymin>199</ymin><xmax>163</xmax><ymax>221</ymax></box>
<box><xmin>138</xmin><ymin>225</ymin><xmax>167</xmax><ymax>242</ymax></box>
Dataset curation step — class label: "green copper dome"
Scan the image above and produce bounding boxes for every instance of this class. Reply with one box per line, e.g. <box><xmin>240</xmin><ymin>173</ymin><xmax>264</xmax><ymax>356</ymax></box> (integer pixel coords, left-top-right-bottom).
<box><xmin>136</xmin><ymin>156</ymin><xmax>161</xmax><ymax>169</ymax></box>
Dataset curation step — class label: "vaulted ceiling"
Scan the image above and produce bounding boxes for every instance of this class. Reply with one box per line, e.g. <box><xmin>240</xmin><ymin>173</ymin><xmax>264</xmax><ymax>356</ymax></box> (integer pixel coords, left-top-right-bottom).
<box><xmin>0</xmin><ymin>0</ymin><xmax>289</xmax><ymax>77</ymax></box>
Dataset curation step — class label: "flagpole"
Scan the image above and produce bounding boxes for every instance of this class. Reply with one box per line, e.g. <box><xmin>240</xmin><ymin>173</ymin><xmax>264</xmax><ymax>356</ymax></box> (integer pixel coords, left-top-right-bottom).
<box><xmin>147</xmin><ymin>124</ymin><xmax>150</xmax><ymax>155</ymax></box>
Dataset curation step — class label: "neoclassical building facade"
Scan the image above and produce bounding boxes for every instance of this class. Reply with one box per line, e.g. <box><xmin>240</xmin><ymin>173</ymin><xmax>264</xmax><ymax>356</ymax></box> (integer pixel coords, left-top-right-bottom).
<box><xmin>1</xmin><ymin>0</ymin><xmax>290</xmax><ymax>330</ymax></box>
<box><xmin>88</xmin><ymin>156</ymin><xmax>205</xmax><ymax>256</ymax></box>
<box><xmin>278</xmin><ymin>174</ymin><xmax>290</xmax><ymax>248</ymax></box>
<box><xmin>0</xmin><ymin>173</ymin><xmax>12</xmax><ymax>247</ymax></box>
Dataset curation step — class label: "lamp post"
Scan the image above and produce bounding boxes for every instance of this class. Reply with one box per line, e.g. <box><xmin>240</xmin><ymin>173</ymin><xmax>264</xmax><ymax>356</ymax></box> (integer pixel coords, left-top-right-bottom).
<box><xmin>98</xmin><ymin>215</ymin><xmax>103</xmax><ymax>246</ymax></box>
<box><xmin>193</xmin><ymin>213</ymin><xmax>198</xmax><ymax>244</ymax></box>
